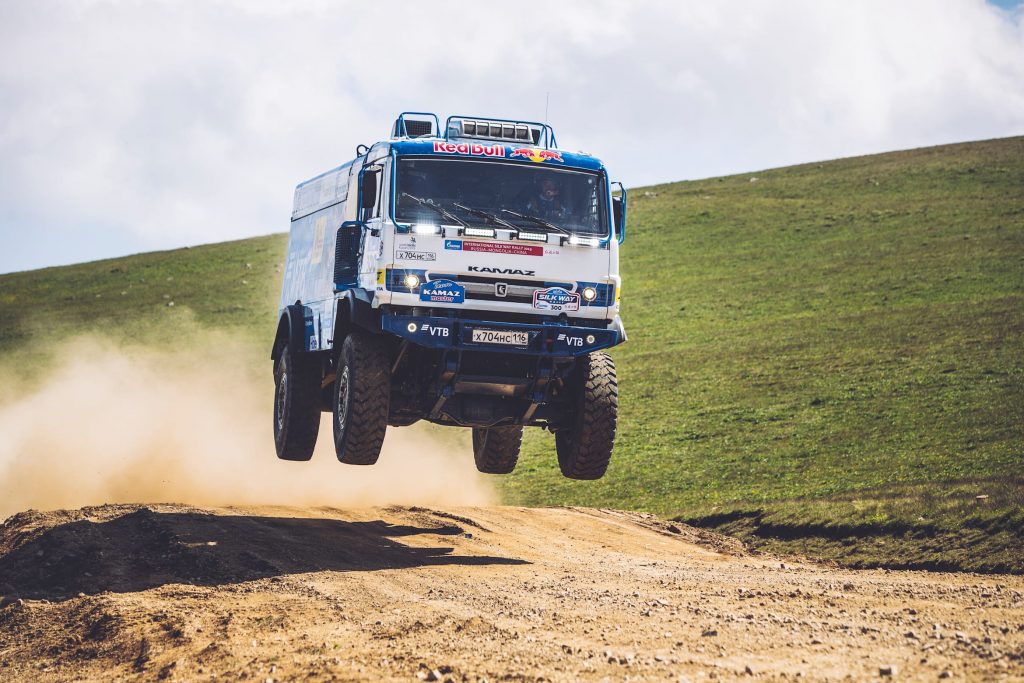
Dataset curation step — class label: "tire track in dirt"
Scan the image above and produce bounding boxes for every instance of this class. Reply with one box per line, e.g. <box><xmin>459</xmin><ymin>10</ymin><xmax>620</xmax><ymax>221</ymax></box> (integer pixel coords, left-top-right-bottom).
<box><xmin>1</xmin><ymin>504</ymin><xmax>1022</xmax><ymax>681</ymax></box>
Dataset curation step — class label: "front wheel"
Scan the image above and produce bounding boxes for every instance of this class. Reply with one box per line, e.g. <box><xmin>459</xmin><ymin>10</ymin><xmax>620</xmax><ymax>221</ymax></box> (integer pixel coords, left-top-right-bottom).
<box><xmin>273</xmin><ymin>342</ymin><xmax>321</xmax><ymax>461</ymax></box>
<box><xmin>472</xmin><ymin>426</ymin><xmax>523</xmax><ymax>474</ymax></box>
<box><xmin>333</xmin><ymin>331</ymin><xmax>391</xmax><ymax>465</ymax></box>
<box><xmin>555</xmin><ymin>352</ymin><xmax>618</xmax><ymax>480</ymax></box>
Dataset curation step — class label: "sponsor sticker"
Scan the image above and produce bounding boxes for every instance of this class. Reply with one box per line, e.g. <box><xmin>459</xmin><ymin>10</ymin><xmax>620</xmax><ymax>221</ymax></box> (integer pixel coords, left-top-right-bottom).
<box><xmin>463</xmin><ymin>241</ymin><xmax>543</xmax><ymax>257</ymax></box>
<box><xmin>444</xmin><ymin>239</ymin><xmax>463</xmax><ymax>251</ymax></box>
<box><xmin>509</xmin><ymin>148</ymin><xmax>564</xmax><ymax>163</ymax></box>
<box><xmin>310</xmin><ymin>216</ymin><xmax>327</xmax><ymax>265</ymax></box>
<box><xmin>396</xmin><ymin>250</ymin><xmax>436</xmax><ymax>261</ymax></box>
<box><xmin>419</xmin><ymin>323</ymin><xmax>450</xmax><ymax>337</ymax></box>
<box><xmin>433</xmin><ymin>141</ymin><xmax>506</xmax><ymax>157</ymax></box>
<box><xmin>533</xmin><ymin>287</ymin><xmax>580</xmax><ymax>312</ymax></box>
<box><xmin>556</xmin><ymin>332</ymin><xmax>585</xmax><ymax>348</ymax></box>
<box><xmin>419</xmin><ymin>279</ymin><xmax>465</xmax><ymax>304</ymax></box>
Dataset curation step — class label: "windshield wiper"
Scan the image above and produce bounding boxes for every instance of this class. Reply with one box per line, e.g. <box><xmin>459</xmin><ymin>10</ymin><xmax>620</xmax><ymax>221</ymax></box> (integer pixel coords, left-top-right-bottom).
<box><xmin>500</xmin><ymin>208</ymin><xmax>570</xmax><ymax>235</ymax></box>
<box><xmin>401</xmin><ymin>193</ymin><xmax>467</xmax><ymax>227</ymax></box>
<box><xmin>452</xmin><ymin>203</ymin><xmax>518</xmax><ymax>230</ymax></box>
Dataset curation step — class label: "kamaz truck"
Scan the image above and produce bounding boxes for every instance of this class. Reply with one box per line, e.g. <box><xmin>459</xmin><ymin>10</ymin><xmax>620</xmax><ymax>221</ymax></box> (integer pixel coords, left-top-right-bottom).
<box><xmin>272</xmin><ymin>112</ymin><xmax>627</xmax><ymax>479</ymax></box>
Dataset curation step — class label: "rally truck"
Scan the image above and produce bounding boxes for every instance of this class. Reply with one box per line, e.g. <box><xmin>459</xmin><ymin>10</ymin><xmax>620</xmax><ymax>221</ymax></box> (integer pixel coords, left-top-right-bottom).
<box><xmin>272</xmin><ymin>112</ymin><xmax>627</xmax><ymax>479</ymax></box>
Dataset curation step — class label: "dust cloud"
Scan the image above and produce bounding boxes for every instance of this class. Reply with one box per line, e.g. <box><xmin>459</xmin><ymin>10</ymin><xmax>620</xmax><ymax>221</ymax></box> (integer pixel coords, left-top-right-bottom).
<box><xmin>0</xmin><ymin>334</ymin><xmax>495</xmax><ymax>519</ymax></box>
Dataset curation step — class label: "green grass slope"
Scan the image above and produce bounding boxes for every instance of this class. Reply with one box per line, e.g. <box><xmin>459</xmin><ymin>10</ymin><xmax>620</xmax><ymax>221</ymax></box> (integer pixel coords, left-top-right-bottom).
<box><xmin>2</xmin><ymin>137</ymin><xmax>1022</xmax><ymax>572</ymax></box>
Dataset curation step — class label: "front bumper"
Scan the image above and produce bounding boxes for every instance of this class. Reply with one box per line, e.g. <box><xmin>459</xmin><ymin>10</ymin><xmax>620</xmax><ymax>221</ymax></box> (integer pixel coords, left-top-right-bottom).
<box><xmin>382</xmin><ymin>313</ymin><xmax>622</xmax><ymax>357</ymax></box>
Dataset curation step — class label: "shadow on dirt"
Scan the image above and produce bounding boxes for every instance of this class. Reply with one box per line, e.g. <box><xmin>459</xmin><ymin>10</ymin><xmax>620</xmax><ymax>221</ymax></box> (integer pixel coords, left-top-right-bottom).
<box><xmin>0</xmin><ymin>506</ymin><xmax>528</xmax><ymax>601</ymax></box>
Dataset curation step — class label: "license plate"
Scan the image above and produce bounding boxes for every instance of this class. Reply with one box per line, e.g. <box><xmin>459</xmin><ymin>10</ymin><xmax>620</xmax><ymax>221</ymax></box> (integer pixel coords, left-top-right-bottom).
<box><xmin>471</xmin><ymin>328</ymin><xmax>529</xmax><ymax>346</ymax></box>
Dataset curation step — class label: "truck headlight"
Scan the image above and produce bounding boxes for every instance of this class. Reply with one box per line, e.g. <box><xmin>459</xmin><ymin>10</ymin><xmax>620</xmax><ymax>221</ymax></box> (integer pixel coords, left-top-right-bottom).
<box><xmin>568</xmin><ymin>235</ymin><xmax>601</xmax><ymax>247</ymax></box>
<box><xmin>404</xmin><ymin>273</ymin><xmax>421</xmax><ymax>289</ymax></box>
<box><xmin>582</xmin><ymin>286</ymin><xmax>597</xmax><ymax>301</ymax></box>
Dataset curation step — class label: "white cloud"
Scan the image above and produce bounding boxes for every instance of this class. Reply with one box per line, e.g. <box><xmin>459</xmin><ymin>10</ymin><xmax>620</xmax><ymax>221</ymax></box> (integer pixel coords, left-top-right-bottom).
<box><xmin>1</xmin><ymin>0</ymin><xmax>1022</xmax><ymax>272</ymax></box>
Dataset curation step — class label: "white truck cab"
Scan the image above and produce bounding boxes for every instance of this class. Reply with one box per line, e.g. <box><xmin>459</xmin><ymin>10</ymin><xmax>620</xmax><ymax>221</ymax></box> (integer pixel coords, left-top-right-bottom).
<box><xmin>272</xmin><ymin>112</ymin><xmax>627</xmax><ymax>479</ymax></box>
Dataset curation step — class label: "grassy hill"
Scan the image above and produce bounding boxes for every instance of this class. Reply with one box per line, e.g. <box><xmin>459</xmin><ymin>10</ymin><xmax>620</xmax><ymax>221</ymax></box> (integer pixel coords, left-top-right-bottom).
<box><xmin>2</xmin><ymin>137</ymin><xmax>1022</xmax><ymax>572</ymax></box>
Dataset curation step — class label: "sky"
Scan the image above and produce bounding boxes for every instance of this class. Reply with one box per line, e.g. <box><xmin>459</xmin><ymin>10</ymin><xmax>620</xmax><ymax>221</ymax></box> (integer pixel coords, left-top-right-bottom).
<box><xmin>1</xmin><ymin>0</ymin><xmax>1023</xmax><ymax>274</ymax></box>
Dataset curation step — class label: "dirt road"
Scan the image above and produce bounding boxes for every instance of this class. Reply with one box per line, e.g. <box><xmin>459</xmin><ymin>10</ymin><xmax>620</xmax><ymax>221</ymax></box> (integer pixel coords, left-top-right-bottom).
<box><xmin>1</xmin><ymin>504</ymin><xmax>1022</xmax><ymax>682</ymax></box>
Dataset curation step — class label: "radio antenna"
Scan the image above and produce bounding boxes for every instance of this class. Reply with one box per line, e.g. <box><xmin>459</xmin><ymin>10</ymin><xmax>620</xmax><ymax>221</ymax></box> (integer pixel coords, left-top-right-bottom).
<box><xmin>544</xmin><ymin>92</ymin><xmax>550</xmax><ymax>126</ymax></box>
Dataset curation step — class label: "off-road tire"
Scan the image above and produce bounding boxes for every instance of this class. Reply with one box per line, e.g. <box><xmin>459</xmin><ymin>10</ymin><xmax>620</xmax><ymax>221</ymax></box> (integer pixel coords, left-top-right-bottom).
<box><xmin>555</xmin><ymin>351</ymin><xmax>618</xmax><ymax>480</ymax></box>
<box><xmin>273</xmin><ymin>342</ymin><xmax>321</xmax><ymax>461</ymax></box>
<box><xmin>472</xmin><ymin>426</ymin><xmax>524</xmax><ymax>474</ymax></box>
<box><xmin>333</xmin><ymin>331</ymin><xmax>390</xmax><ymax>465</ymax></box>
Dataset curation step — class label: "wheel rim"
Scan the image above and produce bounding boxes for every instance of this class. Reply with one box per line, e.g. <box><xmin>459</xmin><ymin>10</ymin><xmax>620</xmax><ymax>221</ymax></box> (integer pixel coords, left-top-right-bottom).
<box><xmin>275</xmin><ymin>362</ymin><xmax>288</xmax><ymax>433</ymax></box>
<box><xmin>336</xmin><ymin>365</ymin><xmax>350</xmax><ymax>435</ymax></box>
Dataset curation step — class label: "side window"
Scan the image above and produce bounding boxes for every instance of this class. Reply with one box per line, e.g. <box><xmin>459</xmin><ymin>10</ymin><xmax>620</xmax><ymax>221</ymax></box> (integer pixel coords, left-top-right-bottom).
<box><xmin>372</xmin><ymin>166</ymin><xmax>384</xmax><ymax>219</ymax></box>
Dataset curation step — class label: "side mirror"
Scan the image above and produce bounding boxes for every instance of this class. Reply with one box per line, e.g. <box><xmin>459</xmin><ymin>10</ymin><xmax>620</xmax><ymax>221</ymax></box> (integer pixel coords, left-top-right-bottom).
<box><xmin>611</xmin><ymin>181</ymin><xmax>627</xmax><ymax>244</ymax></box>
<box><xmin>360</xmin><ymin>166</ymin><xmax>381</xmax><ymax>212</ymax></box>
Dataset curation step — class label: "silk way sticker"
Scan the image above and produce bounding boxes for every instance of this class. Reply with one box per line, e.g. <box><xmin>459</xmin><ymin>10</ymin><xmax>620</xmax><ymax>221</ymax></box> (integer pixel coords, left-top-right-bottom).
<box><xmin>533</xmin><ymin>286</ymin><xmax>580</xmax><ymax>312</ymax></box>
<box><xmin>420</xmin><ymin>279</ymin><xmax>465</xmax><ymax>304</ymax></box>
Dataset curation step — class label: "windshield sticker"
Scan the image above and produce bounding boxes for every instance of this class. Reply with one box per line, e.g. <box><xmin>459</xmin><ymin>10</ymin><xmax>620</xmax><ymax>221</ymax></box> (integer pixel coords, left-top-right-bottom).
<box><xmin>432</xmin><ymin>141</ymin><xmax>505</xmax><ymax>157</ymax></box>
<box><xmin>396</xmin><ymin>250</ymin><xmax>436</xmax><ymax>261</ymax></box>
<box><xmin>444</xmin><ymin>239</ymin><xmax>463</xmax><ymax>250</ymax></box>
<box><xmin>420</xmin><ymin>279</ymin><xmax>465</xmax><ymax>304</ymax></box>
<box><xmin>463</xmin><ymin>241</ymin><xmax>543</xmax><ymax>257</ymax></box>
<box><xmin>510</xmin><ymin>148</ymin><xmax>564</xmax><ymax>163</ymax></box>
<box><xmin>533</xmin><ymin>287</ymin><xmax>580</xmax><ymax>312</ymax></box>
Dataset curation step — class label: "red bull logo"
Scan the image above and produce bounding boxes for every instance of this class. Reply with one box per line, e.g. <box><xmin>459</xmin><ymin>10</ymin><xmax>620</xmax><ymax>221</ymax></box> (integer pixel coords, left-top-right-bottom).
<box><xmin>510</xmin><ymin>147</ymin><xmax>564</xmax><ymax>163</ymax></box>
<box><xmin>432</xmin><ymin>141</ymin><xmax>505</xmax><ymax>157</ymax></box>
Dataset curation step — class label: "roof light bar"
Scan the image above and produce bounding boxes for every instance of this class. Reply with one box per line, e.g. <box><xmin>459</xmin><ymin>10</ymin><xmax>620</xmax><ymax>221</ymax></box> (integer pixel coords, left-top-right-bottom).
<box><xmin>449</xmin><ymin>118</ymin><xmax>541</xmax><ymax>144</ymax></box>
<box><xmin>517</xmin><ymin>231</ymin><xmax>548</xmax><ymax>242</ymax></box>
<box><xmin>464</xmin><ymin>226</ymin><xmax>496</xmax><ymax>238</ymax></box>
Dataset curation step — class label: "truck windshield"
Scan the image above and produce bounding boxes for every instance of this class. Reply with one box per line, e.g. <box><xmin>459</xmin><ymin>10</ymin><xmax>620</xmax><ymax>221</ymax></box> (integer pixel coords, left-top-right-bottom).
<box><xmin>395</xmin><ymin>158</ymin><xmax>608</xmax><ymax>238</ymax></box>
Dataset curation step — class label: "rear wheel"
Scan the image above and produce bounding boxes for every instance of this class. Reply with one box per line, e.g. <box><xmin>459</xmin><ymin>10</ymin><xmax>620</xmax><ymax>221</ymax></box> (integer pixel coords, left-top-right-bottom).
<box><xmin>555</xmin><ymin>352</ymin><xmax>618</xmax><ymax>480</ymax></box>
<box><xmin>472</xmin><ymin>426</ymin><xmax>523</xmax><ymax>474</ymax></box>
<box><xmin>273</xmin><ymin>342</ymin><xmax>321</xmax><ymax>461</ymax></box>
<box><xmin>333</xmin><ymin>331</ymin><xmax>391</xmax><ymax>465</ymax></box>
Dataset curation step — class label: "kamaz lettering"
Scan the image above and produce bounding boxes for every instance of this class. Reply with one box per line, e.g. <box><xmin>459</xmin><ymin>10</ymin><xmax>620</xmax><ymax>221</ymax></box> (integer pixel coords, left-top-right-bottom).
<box><xmin>468</xmin><ymin>266</ymin><xmax>536</xmax><ymax>276</ymax></box>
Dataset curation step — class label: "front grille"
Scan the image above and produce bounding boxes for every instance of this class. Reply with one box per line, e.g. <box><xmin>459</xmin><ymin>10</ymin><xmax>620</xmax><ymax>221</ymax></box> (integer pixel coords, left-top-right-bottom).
<box><xmin>426</xmin><ymin>271</ymin><xmax>573</xmax><ymax>304</ymax></box>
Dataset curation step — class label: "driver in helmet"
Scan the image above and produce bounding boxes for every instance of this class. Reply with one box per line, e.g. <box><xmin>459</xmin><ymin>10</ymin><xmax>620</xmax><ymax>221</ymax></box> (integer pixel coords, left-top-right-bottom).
<box><xmin>524</xmin><ymin>177</ymin><xmax>567</xmax><ymax>222</ymax></box>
